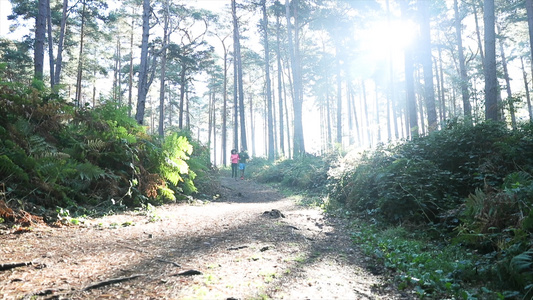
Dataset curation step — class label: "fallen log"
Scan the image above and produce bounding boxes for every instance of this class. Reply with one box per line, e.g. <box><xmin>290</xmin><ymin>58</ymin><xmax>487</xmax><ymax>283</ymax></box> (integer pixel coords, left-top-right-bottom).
<box><xmin>0</xmin><ymin>262</ymin><xmax>32</xmax><ymax>271</ymax></box>
<box><xmin>83</xmin><ymin>274</ymin><xmax>144</xmax><ymax>291</ymax></box>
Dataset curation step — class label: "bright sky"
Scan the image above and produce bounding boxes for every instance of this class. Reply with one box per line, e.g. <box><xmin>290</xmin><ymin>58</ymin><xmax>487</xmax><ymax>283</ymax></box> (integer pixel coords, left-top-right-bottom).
<box><xmin>0</xmin><ymin>0</ymin><xmax>12</xmax><ymax>38</ymax></box>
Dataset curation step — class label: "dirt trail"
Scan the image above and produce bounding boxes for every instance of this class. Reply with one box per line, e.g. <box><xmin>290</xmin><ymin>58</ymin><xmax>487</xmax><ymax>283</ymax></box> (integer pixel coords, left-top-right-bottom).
<box><xmin>0</xmin><ymin>177</ymin><xmax>414</xmax><ymax>299</ymax></box>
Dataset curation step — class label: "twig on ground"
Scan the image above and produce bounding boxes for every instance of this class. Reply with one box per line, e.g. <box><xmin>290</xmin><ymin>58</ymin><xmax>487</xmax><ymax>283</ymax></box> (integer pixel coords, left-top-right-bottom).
<box><xmin>172</xmin><ymin>269</ymin><xmax>202</xmax><ymax>276</ymax></box>
<box><xmin>156</xmin><ymin>258</ymin><xmax>182</xmax><ymax>268</ymax></box>
<box><xmin>227</xmin><ymin>245</ymin><xmax>248</xmax><ymax>250</ymax></box>
<box><xmin>83</xmin><ymin>274</ymin><xmax>145</xmax><ymax>291</ymax></box>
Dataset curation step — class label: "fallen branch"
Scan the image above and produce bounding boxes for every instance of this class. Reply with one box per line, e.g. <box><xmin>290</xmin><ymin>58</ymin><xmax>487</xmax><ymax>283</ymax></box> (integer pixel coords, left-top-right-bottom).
<box><xmin>156</xmin><ymin>258</ymin><xmax>181</xmax><ymax>268</ymax></box>
<box><xmin>83</xmin><ymin>274</ymin><xmax>144</xmax><ymax>291</ymax></box>
<box><xmin>0</xmin><ymin>262</ymin><xmax>32</xmax><ymax>271</ymax></box>
<box><xmin>172</xmin><ymin>269</ymin><xmax>202</xmax><ymax>276</ymax></box>
<box><xmin>227</xmin><ymin>245</ymin><xmax>248</xmax><ymax>251</ymax></box>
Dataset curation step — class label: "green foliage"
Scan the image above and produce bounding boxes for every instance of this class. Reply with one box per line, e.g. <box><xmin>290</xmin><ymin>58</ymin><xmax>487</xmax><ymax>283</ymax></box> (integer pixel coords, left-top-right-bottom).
<box><xmin>326</xmin><ymin>121</ymin><xmax>533</xmax><ymax>298</ymax></box>
<box><xmin>351</xmin><ymin>222</ymin><xmax>501</xmax><ymax>299</ymax></box>
<box><xmin>251</xmin><ymin>154</ymin><xmax>331</xmax><ymax>193</ymax></box>
<box><xmin>329</xmin><ymin>122</ymin><xmax>533</xmax><ymax>225</ymax></box>
<box><xmin>0</xmin><ymin>154</ymin><xmax>29</xmax><ymax>182</ymax></box>
<box><xmin>0</xmin><ymin>82</ymin><xmax>211</xmax><ymax>215</ymax></box>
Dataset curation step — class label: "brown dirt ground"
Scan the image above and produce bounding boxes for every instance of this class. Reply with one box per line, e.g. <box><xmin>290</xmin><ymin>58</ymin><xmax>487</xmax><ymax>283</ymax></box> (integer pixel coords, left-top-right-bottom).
<box><xmin>0</xmin><ymin>177</ymin><xmax>416</xmax><ymax>300</ymax></box>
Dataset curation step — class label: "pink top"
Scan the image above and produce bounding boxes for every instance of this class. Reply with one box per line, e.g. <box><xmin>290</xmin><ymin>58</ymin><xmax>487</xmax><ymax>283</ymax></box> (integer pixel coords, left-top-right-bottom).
<box><xmin>231</xmin><ymin>153</ymin><xmax>240</xmax><ymax>164</ymax></box>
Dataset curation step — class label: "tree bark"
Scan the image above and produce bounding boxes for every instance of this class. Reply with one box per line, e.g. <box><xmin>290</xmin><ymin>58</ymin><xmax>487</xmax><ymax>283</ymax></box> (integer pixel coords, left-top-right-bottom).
<box><xmin>34</xmin><ymin>0</ymin><xmax>47</xmax><ymax>81</ymax></box>
<box><xmin>262</xmin><ymin>0</ymin><xmax>274</xmax><ymax>160</ymax></box>
<box><xmin>497</xmin><ymin>26</ymin><xmax>516</xmax><ymax>129</ymax></box>
<box><xmin>336</xmin><ymin>52</ymin><xmax>342</xmax><ymax>145</ymax></box>
<box><xmin>275</xmin><ymin>9</ymin><xmax>285</xmax><ymax>157</ymax></box>
<box><xmin>232</xmin><ymin>0</ymin><xmax>239</xmax><ymax>150</ymax></box>
<box><xmin>520</xmin><ymin>56</ymin><xmax>533</xmax><ymax>121</ymax></box>
<box><xmin>400</xmin><ymin>0</ymin><xmax>418</xmax><ymax>138</ymax></box>
<box><xmin>483</xmin><ymin>0</ymin><xmax>498</xmax><ymax>121</ymax></box>
<box><xmin>419</xmin><ymin>0</ymin><xmax>437</xmax><ymax>131</ymax></box>
<box><xmin>286</xmin><ymin>0</ymin><xmax>305</xmax><ymax>156</ymax></box>
<box><xmin>74</xmin><ymin>0</ymin><xmax>86</xmax><ymax>107</ymax></box>
<box><xmin>525</xmin><ymin>0</ymin><xmax>533</xmax><ymax>121</ymax></box>
<box><xmin>53</xmin><ymin>0</ymin><xmax>68</xmax><ymax>87</ymax></box>
<box><xmin>454</xmin><ymin>0</ymin><xmax>472</xmax><ymax>123</ymax></box>
<box><xmin>135</xmin><ymin>0</ymin><xmax>151</xmax><ymax>125</ymax></box>
<box><xmin>128</xmin><ymin>9</ymin><xmax>135</xmax><ymax>117</ymax></box>
<box><xmin>46</xmin><ymin>0</ymin><xmax>54</xmax><ymax>87</ymax></box>
<box><xmin>159</xmin><ymin>0</ymin><xmax>170</xmax><ymax>137</ymax></box>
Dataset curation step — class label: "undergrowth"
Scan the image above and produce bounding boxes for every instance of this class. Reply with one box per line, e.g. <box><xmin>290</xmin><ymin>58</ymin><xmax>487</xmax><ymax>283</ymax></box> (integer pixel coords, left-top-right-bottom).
<box><xmin>0</xmin><ymin>80</ymin><xmax>215</xmax><ymax>222</ymax></box>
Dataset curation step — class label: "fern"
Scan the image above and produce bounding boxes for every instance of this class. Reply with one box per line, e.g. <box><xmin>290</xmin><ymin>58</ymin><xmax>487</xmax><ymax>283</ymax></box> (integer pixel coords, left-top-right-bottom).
<box><xmin>158</xmin><ymin>186</ymin><xmax>176</xmax><ymax>202</ymax></box>
<box><xmin>160</xmin><ymin>134</ymin><xmax>193</xmax><ymax>185</ymax></box>
<box><xmin>28</xmin><ymin>135</ymin><xmax>55</xmax><ymax>157</ymax></box>
<box><xmin>510</xmin><ymin>249</ymin><xmax>533</xmax><ymax>275</ymax></box>
<box><xmin>75</xmin><ymin>162</ymin><xmax>104</xmax><ymax>181</ymax></box>
<box><xmin>86</xmin><ymin>139</ymin><xmax>106</xmax><ymax>152</ymax></box>
<box><xmin>0</xmin><ymin>154</ymin><xmax>29</xmax><ymax>182</ymax></box>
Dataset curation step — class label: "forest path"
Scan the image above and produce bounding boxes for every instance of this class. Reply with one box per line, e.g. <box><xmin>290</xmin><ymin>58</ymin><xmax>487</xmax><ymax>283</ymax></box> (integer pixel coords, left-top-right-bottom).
<box><xmin>0</xmin><ymin>177</ymin><xmax>414</xmax><ymax>299</ymax></box>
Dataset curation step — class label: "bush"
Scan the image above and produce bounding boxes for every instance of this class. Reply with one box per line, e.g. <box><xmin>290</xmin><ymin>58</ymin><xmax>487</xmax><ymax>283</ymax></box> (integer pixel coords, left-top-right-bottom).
<box><xmin>0</xmin><ymin>84</ymin><xmax>210</xmax><ymax>216</ymax></box>
<box><xmin>252</xmin><ymin>154</ymin><xmax>332</xmax><ymax>193</ymax></box>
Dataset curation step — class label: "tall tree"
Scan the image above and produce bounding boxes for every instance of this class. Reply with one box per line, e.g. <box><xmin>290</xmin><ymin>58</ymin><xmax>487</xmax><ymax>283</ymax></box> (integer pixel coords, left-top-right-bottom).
<box><xmin>525</xmin><ymin>0</ymin><xmax>533</xmax><ymax>120</ymax></box>
<box><xmin>484</xmin><ymin>0</ymin><xmax>499</xmax><ymax>121</ymax></box>
<box><xmin>400</xmin><ymin>0</ymin><xmax>418</xmax><ymax>138</ymax></box>
<box><xmin>158</xmin><ymin>0</ymin><xmax>170</xmax><ymax>137</ymax></box>
<box><xmin>46</xmin><ymin>0</ymin><xmax>54</xmax><ymax>87</ymax></box>
<box><xmin>454</xmin><ymin>0</ymin><xmax>472</xmax><ymax>123</ymax></box>
<box><xmin>232</xmin><ymin>0</ymin><xmax>248</xmax><ymax>151</ymax></box>
<box><xmin>53</xmin><ymin>0</ymin><xmax>69</xmax><ymax>87</ymax></box>
<box><xmin>34</xmin><ymin>0</ymin><xmax>47</xmax><ymax>80</ymax></box>
<box><xmin>520</xmin><ymin>56</ymin><xmax>533</xmax><ymax>121</ymax></box>
<box><xmin>274</xmin><ymin>0</ymin><xmax>285</xmax><ymax>157</ymax></box>
<box><xmin>261</xmin><ymin>0</ymin><xmax>275</xmax><ymax>160</ymax></box>
<box><xmin>135</xmin><ymin>0</ymin><xmax>151</xmax><ymax>125</ymax></box>
<box><xmin>215</xmin><ymin>30</ymin><xmax>231</xmax><ymax>166</ymax></box>
<box><xmin>74</xmin><ymin>0</ymin><xmax>87</xmax><ymax>107</ymax></box>
<box><xmin>497</xmin><ymin>25</ymin><xmax>516</xmax><ymax>129</ymax></box>
<box><xmin>419</xmin><ymin>0</ymin><xmax>437</xmax><ymax>131</ymax></box>
<box><xmin>286</xmin><ymin>0</ymin><xmax>305</xmax><ymax>155</ymax></box>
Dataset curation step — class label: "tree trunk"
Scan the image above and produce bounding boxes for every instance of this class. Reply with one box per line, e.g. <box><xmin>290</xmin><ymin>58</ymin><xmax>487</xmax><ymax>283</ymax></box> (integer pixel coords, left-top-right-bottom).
<box><xmin>34</xmin><ymin>0</ymin><xmax>47</xmax><ymax>81</ymax></box>
<box><xmin>128</xmin><ymin>10</ymin><xmax>134</xmax><ymax>117</ymax></box>
<box><xmin>219</xmin><ymin>36</ymin><xmax>229</xmax><ymax>166</ymax></box>
<box><xmin>400</xmin><ymin>0</ymin><xmax>418</xmax><ymax>138</ymax></box>
<box><xmin>158</xmin><ymin>0</ymin><xmax>170</xmax><ymax>137</ymax></box>
<box><xmin>520</xmin><ymin>56</ymin><xmax>533</xmax><ymax>121</ymax></box>
<box><xmin>75</xmin><ymin>0</ymin><xmax>86</xmax><ymax>107</ymax></box>
<box><xmin>336</xmin><ymin>54</ymin><xmax>342</xmax><ymax>145</ymax></box>
<box><xmin>454</xmin><ymin>0</ymin><xmax>472</xmax><ymax>123</ymax></box>
<box><xmin>525</xmin><ymin>0</ymin><xmax>533</xmax><ymax>120</ymax></box>
<box><xmin>472</xmin><ymin>0</ymin><xmax>485</xmax><ymax>69</ymax></box>
<box><xmin>262</xmin><ymin>0</ymin><xmax>274</xmax><ymax>160</ymax></box>
<box><xmin>483</xmin><ymin>0</ymin><xmax>498</xmax><ymax>121</ymax></box>
<box><xmin>386</xmin><ymin>0</ymin><xmax>398</xmax><ymax>140</ymax></box>
<box><xmin>498</xmin><ymin>27</ymin><xmax>516</xmax><ymax>129</ymax></box>
<box><xmin>53</xmin><ymin>0</ymin><xmax>68</xmax><ymax>86</ymax></box>
<box><xmin>362</xmin><ymin>80</ymin><xmax>371</xmax><ymax>146</ymax></box>
<box><xmin>46</xmin><ymin>0</ymin><xmax>54</xmax><ymax>87</ymax></box>
<box><xmin>286</xmin><ymin>0</ymin><xmax>305</xmax><ymax>156</ymax></box>
<box><xmin>179</xmin><ymin>63</ymin><xmax>187</xmax><ymax>129</ymax></box>
<box><xmin>275</xmin><ymin>12</ymin><xmax>285</xmax><ymax>157</ymax></box>
<box><xmin>437</xmin><ymin>45</ymin><xmax>446</xmax><ymax>122</ymax></box>
<box><xmin>419</xmin><ymin>0</ymin><xmax>437</xmax><ymax>132</ymax></box>
<box><xmin>135</xmin><ymin>0</ymin><xmax>151</xmax><ymax>125</ymax></box>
